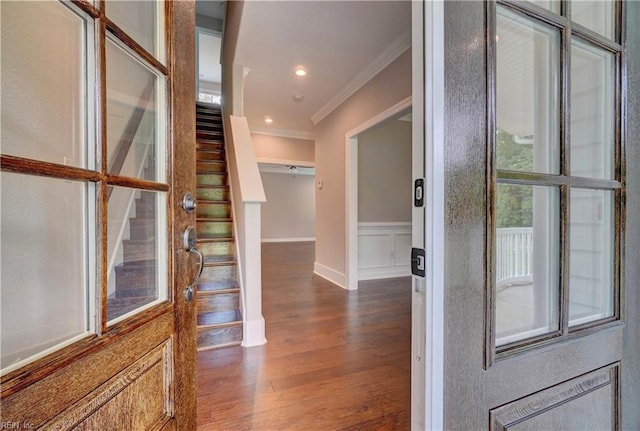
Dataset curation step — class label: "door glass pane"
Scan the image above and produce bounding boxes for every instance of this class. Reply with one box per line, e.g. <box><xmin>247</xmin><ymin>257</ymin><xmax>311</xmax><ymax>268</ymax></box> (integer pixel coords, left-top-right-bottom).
<box><xmin>0</xmin><ymin>1</ymin><xmax>92</xmax><ymax>169</ymax></box>
<box><xmin>571</xmin><ymin>1</ymin><xmax>616</xmax><ymax>40</ymax></box>
<box><xmin>569</xmin><ymin>189</ymin><xmax>614</xmax><ymax>326</ymax></box>
<box><xmin>107</xmin><ymin>187</ymin><xmax>167</xmax><ymax>324</ymax></box>
<box><xmin>106</xmin><ymin>37</ymin><xmax>166</xmax><ymax>183</ymax></box>
<box><xmin>570</xmin><ymin>39</ymin><xmax>615</xmax><ymax>179</ymax></box>
<box><xmin>496</xmin><ymin>7</ymin><xmax>560</xmax><ymax>174</ymax></box>
<box><xmin>1</xmin><ymin>173</ymin><xmax>91</xmax><ymax>375</ymax></box>
<box><xmin>529</xmin><ymin>0</ymin><xmax>560</xmax><ymax>15</ymax></box>
<box><xmin>105</xmin><ymin>0</ymin><xmax>165</xmax><ymax>64</ymax></box>
<box><xmin>496</xmin><ymin>185</ymin><xmax>560</xmax><ymax>346</ymax></box>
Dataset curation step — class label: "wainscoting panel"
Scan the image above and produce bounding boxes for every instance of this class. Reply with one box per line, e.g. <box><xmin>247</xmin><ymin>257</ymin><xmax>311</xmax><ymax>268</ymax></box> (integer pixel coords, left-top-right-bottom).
<box><xmin>358</xmin><ymin>222</ymin><xmax>411</xmax><ymax>280</ymax></box>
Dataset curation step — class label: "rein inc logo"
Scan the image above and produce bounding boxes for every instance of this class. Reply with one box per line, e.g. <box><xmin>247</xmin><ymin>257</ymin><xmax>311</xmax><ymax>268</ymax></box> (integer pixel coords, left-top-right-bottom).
<box><xmin>0</xmin><ymin>422</ymin><xmax>36</xmax><ymax>430</ymax></box>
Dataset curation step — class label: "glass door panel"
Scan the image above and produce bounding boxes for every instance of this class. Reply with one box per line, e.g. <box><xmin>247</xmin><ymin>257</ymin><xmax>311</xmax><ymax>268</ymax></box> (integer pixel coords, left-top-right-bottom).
<box><xmin>569</xmin><ymin>189</ymin><xmax>614</xmax><ymax>326</ymax></box>
<box><xmin>106</xmin><ymin>37</ymin><xmax>166</xmax><ymax>183</ymax></box>
<box><xmin>107</xmin><ymin>187</ymin><xmax>167</xmax><ymax>324</ymax></box>
<box><xmin>571</xmin><ymin>1</ymin><xmax>616</xmax><ymax>40</ymax></box>
<box><xmin>495</xmin><ymin>185</ymin><xmax>560</xmax><ymax>346</ymax></box>
<box><xmin>496</xmin><ymin>7</ymin><xmax>560</xmax><ymax>175</ymax></box>
<box><xmin>570</xmin><ymin>39</ymin><xmax>615</xmax><ymax>180</ymax></box>
<box><xmin>1</xmin><ymin>172</ymin><xmax>93</xmax><ymax>375</ymax></box>
<box><xmin>0</xmin><ymin>1</ymin><xmax>93</xmax><ymax>169</ymax></box>
<box><xmin>105</xmin><ymin>0</ymin><xmax>165</xmax><ymax>64</ymax></box>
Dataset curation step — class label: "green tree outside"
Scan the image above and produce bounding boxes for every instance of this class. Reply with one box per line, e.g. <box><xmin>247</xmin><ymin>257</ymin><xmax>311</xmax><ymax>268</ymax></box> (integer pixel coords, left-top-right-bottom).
<box><xmin>496</xmin><ymin>129</ymin><xmax>533</xmax><ymax>228</ymax></box>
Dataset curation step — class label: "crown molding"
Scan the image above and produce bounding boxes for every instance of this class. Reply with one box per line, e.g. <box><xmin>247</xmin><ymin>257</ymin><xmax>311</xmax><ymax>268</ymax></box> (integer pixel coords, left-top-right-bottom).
<box><xmin>250</xmin><ymin>127</ymin><xmax>315</xmax><ymax>141</ymax></box>
<box><xmin>310</xmin><ymin>30</ymin><xmax>411</xmax><ymax>125</ymax></box>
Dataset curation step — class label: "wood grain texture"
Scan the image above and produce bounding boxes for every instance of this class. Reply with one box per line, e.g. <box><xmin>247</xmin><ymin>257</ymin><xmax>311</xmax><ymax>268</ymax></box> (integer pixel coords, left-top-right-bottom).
<box><xmin>490</xmin><ymin>365</ymin><xmax>617</xmax><ymax>430</ymax></box>
<box><xmin>622</xmin><ymin>0</ymin><xmax>640</xmax><ymax>427</ymax></box>
<box><xmin>168</xmin><ymin>0</ymin><xmax>198</xmax><ymax>429</ymax></box>
<box><xmin>42</xmin><ymin>341</ymin><xmax>173</xmax><ymax>430</ymax></box>
<box><xmin>196</xmin><ymin>242</ymin><xmax>411</xmax><ymax>430</ymax></box>
<box><xmin>443</xmin><ymin>1</ymin><xmax>631</xmax><ymax>428</ymax></box>
<box><xmin>443</xmin><ymin>0</ymin><xmax>489</xmax><ymax>427</ymax></box>
<box><xmin>1</xmin><ymin>312</ymin><xmax>172</xmax><ymax>427</ymax></box>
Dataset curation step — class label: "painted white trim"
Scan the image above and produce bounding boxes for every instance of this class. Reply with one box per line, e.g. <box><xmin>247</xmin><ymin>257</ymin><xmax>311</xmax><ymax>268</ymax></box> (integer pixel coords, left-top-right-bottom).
<box><xmin>345</xmin><ymin>96</ymin><xmax>413</xmax><ymax>292</ymax></box>
<box><xmin>242</xmin><ymin>317</ymin><xmax>267</xmax><ymax>347</ymax></box>
<box><xmin>257</xmin><ymin>157</ymin><xmax>315</xmax><ymax>168</ymax></box>
<box><xmin>251</xmin><ymin>127</ymin><xmax>315</xmax><ymax>141</ymax></box>
<box><xmin>346</xmin><ymin>96</ymin><xmax>413</xmax><ymax>138</ymax></box>
<box><xmin>313</xmin><ymin>262</ymin><xmax>348</xmax><ymax>290</ymax></box>
<box><xmin>311</xmin><ymin>30</ymin><xmax>412</xmax><ymax>125</ymax></box>
<box><xmin>258</xmin><ymin>164</ymin><xmax>315</xmax><ymax>176</ymax></box>
<box><xmin>423</xmin><ymin>1</ymin><xmax>446</xmax><ymax>429</ymax></box>
<box><xmin>261</xmin><ymin>237</ymin><xmax>315</xmax><ymax>243</ymax></box>
<box><xmin>359</xmin><ymin>267</ymin><xmax>411</xmax><ymax>281</ymax></box>
<box><xmin>229</xmin><ymin>116</ymin><xmax>267</xmax><ymax>203</ymax></box>
<box><xmin>358</xmin><ymin>221</ymin><xmax>412</xmax><ymax>228</ymax></box>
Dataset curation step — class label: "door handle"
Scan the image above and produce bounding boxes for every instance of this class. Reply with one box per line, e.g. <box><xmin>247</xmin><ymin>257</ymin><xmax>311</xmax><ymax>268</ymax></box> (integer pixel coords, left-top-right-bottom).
<box><xmin>183</xmin><ymin>225</ymin><xmax>204</xmax><ymax>302</ymax></box>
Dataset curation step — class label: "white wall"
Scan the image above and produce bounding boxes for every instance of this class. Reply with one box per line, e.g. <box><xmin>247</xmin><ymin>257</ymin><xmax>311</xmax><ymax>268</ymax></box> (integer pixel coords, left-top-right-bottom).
<box><xmin>252</xmin><ymin>133</ymin><xmax>315</xmax><ymax>165</ymax></box>
<box><xmin>358</xmin><ymin>119</ymin><xmax>412</xmax><ymax>223</ymax></box>
<box><xmin>314</xmin><ymin>49</ymin><xmax>412</xmax><ymax>283</ymax></box>
<box><xmin>260</xmin><ymin>172</ymin><xmax>316</xmax><ymax>242</ymax></box>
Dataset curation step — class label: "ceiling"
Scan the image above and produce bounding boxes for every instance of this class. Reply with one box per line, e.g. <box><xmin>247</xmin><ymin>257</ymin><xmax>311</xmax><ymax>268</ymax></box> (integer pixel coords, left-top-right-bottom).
<box><xmin>232</xmin><ymin>1</ymin><xmax>412</xmax><ymax>138</ymax></box>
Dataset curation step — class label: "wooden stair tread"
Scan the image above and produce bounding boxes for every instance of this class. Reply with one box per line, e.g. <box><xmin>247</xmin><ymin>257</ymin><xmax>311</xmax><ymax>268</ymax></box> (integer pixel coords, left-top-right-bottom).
<box><xmin>115</xmin><ymin>259</ymin><xmax>155</xmax><ymax>268</ymax></box>
<box><xmin>197</xmin><ymin>217</ymin><xmax>233</xmax><ymax>222</ymax></box>
<box><xmin>197</xmin><ymin>199</ymin><xmax>231</xmax><ymax>204</ymax></box>
<box><xmin>197</xmin><ymin>233</ymin><xmax>234</xmax><ymax>241</ymax></box>
<box><xmin>197</xmin><ymin>310</ymin><xmax>242</xmax><ymax>327</ymax></box>
<box><xmin>196</xmin><ymin>185</ymin><xmax>228</xmax><ymax>189</ymax></box>
<box><xmin>203</xmin><ymin>255</ymin><xmax>236</xmax><ymax>266</ymax></box>
<box><xmin>197</xmin><ymin>280</ymin><xmax>240</xmax><ymax>293</ymax></box>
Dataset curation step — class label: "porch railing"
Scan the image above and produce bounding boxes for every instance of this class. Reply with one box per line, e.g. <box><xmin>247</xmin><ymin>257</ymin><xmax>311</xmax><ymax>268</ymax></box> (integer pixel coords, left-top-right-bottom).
<box><xmin>496</xmin><ymin>227</ymin><xmax>533</xmax><ymax>283</ymax></box>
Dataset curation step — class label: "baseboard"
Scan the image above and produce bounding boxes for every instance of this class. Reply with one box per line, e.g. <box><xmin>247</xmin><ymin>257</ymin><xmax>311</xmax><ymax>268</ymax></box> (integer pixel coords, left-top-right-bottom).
<box><xmin>313</xmin><ymin>262</ymin><xmax>348</xmax><ymax>290</ymax></box>
<box><xmin>242</xmin><ymin>317</ymin><xmax>267</xmax><ymax>347</ymax></box>
<box><xmin>359</xmin><ymin>266</ymin><xmax>411</xmax><ymax>281</ymax></box>
<box><xmin>261</xmin><ymin>237</ymin><xmax>315</xmax><ymax>243</ymax></box>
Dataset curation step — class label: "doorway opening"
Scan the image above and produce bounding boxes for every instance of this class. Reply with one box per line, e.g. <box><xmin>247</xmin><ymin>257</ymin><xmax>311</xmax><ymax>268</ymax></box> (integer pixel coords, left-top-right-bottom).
<box><xmin>346</xmin><ymin>97</ymin><xmax>412</xmax><ymax>290</ymax></box>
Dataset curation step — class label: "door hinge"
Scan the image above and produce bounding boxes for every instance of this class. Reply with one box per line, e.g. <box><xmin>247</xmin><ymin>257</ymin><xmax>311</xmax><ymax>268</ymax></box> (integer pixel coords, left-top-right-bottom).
<box><xmin>411</xmin><ymin>248</ymin><xmax>425</xmax><ymax>277</ymax></box>
<box><xmin>414</xmin><ymin>178</ymin><xmax>424</xmax><ymax>207</ymax></box>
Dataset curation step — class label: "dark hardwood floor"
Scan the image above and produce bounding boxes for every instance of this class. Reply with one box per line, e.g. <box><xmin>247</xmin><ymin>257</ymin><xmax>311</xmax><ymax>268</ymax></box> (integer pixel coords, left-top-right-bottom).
<box><xmin>197</xmin><ymin>241</ymin><xmax>411</xmax><ymax>430</ymax></box>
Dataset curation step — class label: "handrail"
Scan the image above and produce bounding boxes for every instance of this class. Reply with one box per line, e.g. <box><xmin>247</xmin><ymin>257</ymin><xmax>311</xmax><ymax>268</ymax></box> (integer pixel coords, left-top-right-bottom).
<box><xmin>107</xmin><ymin>79</ymin><xmax>155</xmax><ymax>199</ymax></box>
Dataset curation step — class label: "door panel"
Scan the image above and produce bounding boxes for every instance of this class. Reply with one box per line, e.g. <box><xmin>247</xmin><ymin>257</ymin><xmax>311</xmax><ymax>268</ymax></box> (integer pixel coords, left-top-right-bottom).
<box><xmin>0</xmin><ymin>1</ymin><xmax>196</xmax><ymax>428</ymax></box>
<box><xmin>491</xmin><ymin>365</ymin><xmax>617</xmax><ymax>431</ymax></box>
<box><xmin>439</xmin><ymin>0</ymin><xmax>638</xmax><ymax>429</ymax></box>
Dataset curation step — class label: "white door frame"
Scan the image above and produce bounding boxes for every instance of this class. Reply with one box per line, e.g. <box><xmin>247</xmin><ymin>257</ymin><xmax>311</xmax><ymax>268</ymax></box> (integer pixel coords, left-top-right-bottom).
<box><xmin>413</xmin><ymin>1</ymin><xmax>445</xmax><ymax>429</ymax></box>
<box><xmin>344</xmin><ymin>96</ymin><xmax>412</xmax><ymax>291</ymax></box>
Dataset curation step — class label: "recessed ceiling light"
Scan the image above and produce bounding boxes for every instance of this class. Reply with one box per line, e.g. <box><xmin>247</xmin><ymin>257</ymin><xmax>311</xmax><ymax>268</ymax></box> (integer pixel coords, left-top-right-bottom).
<box><xmin>295</xmin><ymin>66</ymin><xmax>307</xmax><ymax>77</ymax></box>
<box><xmin>264</xmin><ymin>116</ymin><xmax>273</xmax><ymax>124</ymax></box>
<box><xmin>293</xmin><ymin>94</ymin><xmax>304</xmax><ymax>102</ymax></box>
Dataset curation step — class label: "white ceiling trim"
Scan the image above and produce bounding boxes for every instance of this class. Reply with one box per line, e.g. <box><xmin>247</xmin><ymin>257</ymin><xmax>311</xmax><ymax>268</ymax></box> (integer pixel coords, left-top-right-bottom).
<box><xmin>251</xmin><ymin>127</ymin><xmax>315</xmax><ymax>141</ymax></box>
<box><xmin>310</xmin><ymin>29</ymin><xmax>411</xmax><ymax>125</ymax></box>
<box><xmin>258</xmin><ymin>157</ymin><xmax>315</xmax><ymax>168</ymax></box>
<box><xmin>259</xmin><ymin>163</ymin><xmax>316</xmax><ymax>176</ymax></box>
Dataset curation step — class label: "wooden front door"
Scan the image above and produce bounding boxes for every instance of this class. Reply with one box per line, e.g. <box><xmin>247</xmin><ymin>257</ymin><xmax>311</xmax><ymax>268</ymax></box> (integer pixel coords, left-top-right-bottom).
<box><xmin>0</xmin><ymin>1</ymin><xmax>197</xmax><ymax>429</ymax></box>
<box><xmin>439</xmin><ymin>1</ymin><xmax>639</xmax><ymax>429</ymax></box>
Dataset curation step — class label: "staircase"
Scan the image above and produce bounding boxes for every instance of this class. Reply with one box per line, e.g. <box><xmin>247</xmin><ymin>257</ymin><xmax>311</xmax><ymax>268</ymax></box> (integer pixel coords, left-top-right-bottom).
<box><xmin>194</xmin><ymin>102</ymin><xmax>243</xmax><ymax>351</ymax></box>
<box><xmin>109</xmin><ymin>189</ymin><xmax>157</xmax><ymax>321</ymax></box>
